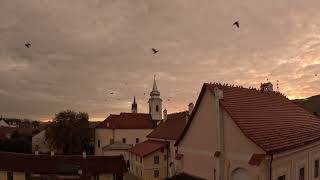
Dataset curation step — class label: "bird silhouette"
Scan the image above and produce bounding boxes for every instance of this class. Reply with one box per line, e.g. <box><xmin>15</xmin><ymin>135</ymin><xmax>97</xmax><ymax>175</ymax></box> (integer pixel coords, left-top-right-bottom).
<box><xmin>110</xmin><ymin>92</ymin><xmax>114</xmax><ymax>95</ymax></box>
<box><xmin>233</xmin><ymin>21</ymin><xmax>239</xmax><ymax>28</ymax></box>
<box><xmin>25</xmin><ymin>43</ymin><xmax>31</xmax><ymax>48</ymax></box>
<box><xmin>152</xmin><ymin>48</ymin><xmax>159</xmax><ymax>54</ymax></box>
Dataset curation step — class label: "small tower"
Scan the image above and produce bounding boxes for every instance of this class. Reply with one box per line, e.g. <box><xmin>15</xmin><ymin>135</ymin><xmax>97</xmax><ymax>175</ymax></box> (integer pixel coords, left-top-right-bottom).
<box><xmin>148</xmin><ymin>75</ymin><xmax>162</xmax><ymax>120</ymax></box>
<box><xmin>260</xmin><ymin>82</ymin><xmax>273</xmax><ymax>92</ymax></box>
<box><xmin>131</xmin><ymin>96</ymin><xmax>138</xmax><ymax>113</ymax></box>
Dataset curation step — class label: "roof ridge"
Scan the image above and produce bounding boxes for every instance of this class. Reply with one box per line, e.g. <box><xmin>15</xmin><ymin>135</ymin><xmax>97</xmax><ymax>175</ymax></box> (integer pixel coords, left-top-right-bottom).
<box><xmin>168</xmin><ymin>111</ymin><xmax>188</xmax><ymax>115</ymax></box>
<box><xmin>207</xmin><ymin>82</ymin><xmax>289</xmax><ymax>99</ymax></box>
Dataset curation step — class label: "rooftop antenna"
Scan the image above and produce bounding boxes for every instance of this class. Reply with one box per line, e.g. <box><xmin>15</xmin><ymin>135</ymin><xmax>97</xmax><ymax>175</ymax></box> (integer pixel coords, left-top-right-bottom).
<box><xmin>276</xmin><ymin>80</ymin><xmax>279</xmax><ymax>91</ymax></box>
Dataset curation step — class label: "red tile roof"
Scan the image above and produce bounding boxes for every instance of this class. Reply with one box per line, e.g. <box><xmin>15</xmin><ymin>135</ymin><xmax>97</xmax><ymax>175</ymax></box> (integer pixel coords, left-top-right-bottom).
<box><xmin>248</xmin><ymin>153</ymin><xmax>266</xmax><ymax>166</ymax></box>
<box><xmin>0</xmin><ymin>152</ymin><xmax>127</xmax><ymax>175</ymax></box>
<box><xmin>128</xmin><ymin>140</ymin><xmax>168</xmax><ymax>157</ymax></box>
<box><xmin>96</xmin><ymin>113</ymin><xmax>157</xmax><ymax>129</ymax></box>
<box><xmin>176</xmin><ymin>83</ymin><xmax>320</xmax><ymax>154</ymax></box>
<box><xmin>147</xmin><ymin>111</ymin><xmax>188</xmax><ymax>140</ymax></box>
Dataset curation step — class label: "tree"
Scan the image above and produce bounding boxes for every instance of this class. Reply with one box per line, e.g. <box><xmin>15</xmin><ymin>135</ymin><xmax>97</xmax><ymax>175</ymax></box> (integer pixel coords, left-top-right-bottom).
<box><xmin>0</xmin><ymin>131</ymin><xmax>32</xmax><ymax>153</ymax></box>
<box><xmin>45</xmin><ymin>110</ymin><xmax>90</xmax><ymax>155</ymax></box>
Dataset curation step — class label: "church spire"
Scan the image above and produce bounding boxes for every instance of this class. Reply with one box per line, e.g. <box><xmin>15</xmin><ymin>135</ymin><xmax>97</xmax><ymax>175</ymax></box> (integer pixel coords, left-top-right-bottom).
<box><xmin>150</xmin><ymin>75</ymin><xmax>160</xmax><ymax>96</ymax></box>
<box><xmin>152</xmin><ymin>75</ymin><xmax>159</xmax><ymax>92</ymax></box>
<box><xmin>131</xmin><ymin>96</ymin><xmax>137</xmax><ymax>113</ymax></box>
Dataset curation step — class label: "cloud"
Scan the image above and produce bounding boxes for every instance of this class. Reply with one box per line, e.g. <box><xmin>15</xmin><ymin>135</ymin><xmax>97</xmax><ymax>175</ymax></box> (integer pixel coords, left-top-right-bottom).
<box><xmin>0</xmin><ymin>0</ymin><xmax>319</xmax><ymax>120</ymax></box>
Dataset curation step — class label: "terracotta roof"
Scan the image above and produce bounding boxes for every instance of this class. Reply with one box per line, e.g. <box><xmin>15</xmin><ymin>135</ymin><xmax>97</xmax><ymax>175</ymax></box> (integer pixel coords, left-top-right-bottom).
<box><xmin>128</xmin><ymin>140</ymin><xmax>168</xmax><ymax>157</ymax></box>
<box><xmin>0</xmin><ymin>152</ymin><xmax>127</xmax><ymax>175</ymax></box>
<box><xmin>176</xmin><ymin>83</ymin><xmax>320</xmax><ymax>154</ymax></box>
<box><xmin>248</xmin><ymin>153</ymin><xmax>266</xmax><ymax>166</ymax></box>
<box><xmin>147</xmin><ymin>111</ymin><xmax>188</xmax><ymax>140</ymax></box>
<box><xmin>96</xmin><ymin>113</ymin><xmax>157</xmax><ymax>129</ymax></box>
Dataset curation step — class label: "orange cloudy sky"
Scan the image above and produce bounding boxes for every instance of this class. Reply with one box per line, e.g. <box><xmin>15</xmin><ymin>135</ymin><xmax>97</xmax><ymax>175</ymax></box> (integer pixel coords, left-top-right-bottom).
<box><xmin>0</xmin><ymin>0</ymin><xmax>319</xmax><ymax>121</ymax></box>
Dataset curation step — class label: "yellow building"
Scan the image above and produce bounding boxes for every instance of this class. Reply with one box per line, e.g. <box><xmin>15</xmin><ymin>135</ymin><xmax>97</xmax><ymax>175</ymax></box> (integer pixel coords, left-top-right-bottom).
<box><xmin>129</xmin><ymin>140</ymin><xmax>169</xmax><ymax>180</ymax></box>
<box><xmin>0</xmin><ymin>151</ymin><xmax>127</xmax><ymax>180</ymax></box>
<box><xmin>175</xmin><ymin>82</ymin><xmax>320</xmax><ymax>180</ymax></box>
<box><xmin>127</xmin><ymin>106</ymin><xmax>193</xmax><ymax>180</ymax></box>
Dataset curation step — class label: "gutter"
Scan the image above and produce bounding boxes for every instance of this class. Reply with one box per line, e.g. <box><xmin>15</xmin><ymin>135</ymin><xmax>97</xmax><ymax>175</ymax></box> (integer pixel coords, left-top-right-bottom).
<box><xmin>269</xmin><ymin>154</ymin><xmax>273</xmax><ymax>180</ymax></box>
<box><xmin>166</xmin><ymin>140</ymin><xmax>169</xmax><ymax>178</ymax></box>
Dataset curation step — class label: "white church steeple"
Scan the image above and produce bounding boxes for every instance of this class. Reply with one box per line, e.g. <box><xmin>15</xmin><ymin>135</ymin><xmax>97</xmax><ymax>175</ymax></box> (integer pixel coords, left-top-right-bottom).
<box><xmin>148</xmin><ymin>75</ymin><xmax>162</xmax><ymax>120</ymax></box>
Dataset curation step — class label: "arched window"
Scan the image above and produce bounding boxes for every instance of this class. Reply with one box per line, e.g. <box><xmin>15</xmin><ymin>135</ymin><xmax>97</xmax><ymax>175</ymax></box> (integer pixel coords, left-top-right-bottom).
<box><xmin>156</xmin><ymin>105</ymin><xmax>159</xmax><ymax>112</ymax></box>
<box><xmin>231</xmin><ymin>168</ymin><xmax>250</xmax><ymax>180</ymax></box>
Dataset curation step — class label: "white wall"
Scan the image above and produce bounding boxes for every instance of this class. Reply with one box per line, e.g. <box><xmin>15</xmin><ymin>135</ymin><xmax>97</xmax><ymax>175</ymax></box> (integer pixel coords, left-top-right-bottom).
<box><xmin>0</xmin><ymin>120</ymin><xmax>10</xmax><ymax>127</ymax></box>
<box><xmin>32</xmin><ymin>130</ymin><xmax>51</xmax><ymax>153</ymax></box>
<box><xmin>95</xmin><ymin>128</ymin><xmax>153</xmax><ymax>155</ymax></box>
<box><xmin>272</xmin><ymin>142</ymin><xmax>320</xmax><ymax>180</ymax></box>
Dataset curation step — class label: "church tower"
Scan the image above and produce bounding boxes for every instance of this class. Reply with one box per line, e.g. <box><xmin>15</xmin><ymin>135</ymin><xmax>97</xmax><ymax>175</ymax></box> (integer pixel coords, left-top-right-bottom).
<box><xmin>131</xmin><ymin>96</ymin><xmax>138</xmax><ymax>113</ymax></box>
<box><xmin>148</xmin><ymin>76</ymin><xmax>162</xmax><ymax>120</ymax></box>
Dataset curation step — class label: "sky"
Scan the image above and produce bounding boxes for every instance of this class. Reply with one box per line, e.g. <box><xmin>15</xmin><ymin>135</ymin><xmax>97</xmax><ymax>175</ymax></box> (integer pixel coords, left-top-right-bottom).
<box><xmin>0</xmin><ymin>0</ymin><xmax>319</xmax><ymax>121</ymax></box>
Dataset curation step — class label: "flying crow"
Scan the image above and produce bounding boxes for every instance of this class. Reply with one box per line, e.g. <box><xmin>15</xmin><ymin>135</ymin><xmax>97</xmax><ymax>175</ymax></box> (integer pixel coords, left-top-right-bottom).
<box><xmin>152</xmin><ymin>48</ymin><xmax>159</xmax><ymax>54</ymax></box>
<box><xmin>233</xmin><ymin>21</ymin><xmax>239</xmax><ymax>28</ymax></box>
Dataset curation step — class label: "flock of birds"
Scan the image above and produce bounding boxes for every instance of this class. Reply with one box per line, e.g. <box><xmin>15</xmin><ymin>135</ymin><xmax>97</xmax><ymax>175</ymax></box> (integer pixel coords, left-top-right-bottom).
<box><xmin>23</xmin><ymin>20</ymin><xmax>318</xmax><ymax>102</ymax></box>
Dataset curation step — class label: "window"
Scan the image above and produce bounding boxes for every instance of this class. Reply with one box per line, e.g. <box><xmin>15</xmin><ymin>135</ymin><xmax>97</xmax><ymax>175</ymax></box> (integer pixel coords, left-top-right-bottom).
<box><xmin>277</xmin><ymin>175</ymin><xmax>285</xmax><ymax>180</ymax></box>
<box><xmin>214</xmin><ymin>169</ymin><xmax>216</xmax><ymax>180</ymax></box>
<box><xmin>154</xmin><ymin>170</ymin><xmax>159</xmax><ymax>178</ymax></box>
<box><xmin>299</xmin><ymin>167</ymin><xmax>305</xmax><ymax>180</ymax></box>
<box><xmin>154</xmin><ymin>155</ymin><xmax>159</xmax><ymax>164</ymax></box>
<box><xmin>136</xmin><ymin>138</ymin><xmax>139</xmax><ymax>143</ymax></box>
<box><xmin>136</xmin><ymin>167</ymin><xmax>138</xmax><ymax>175</ymax></box>
<box><xmin>94</xmin><ymin>175</ymin><xmax>100</xmax><ymax>180</ymax></box>
<box><xmin>110</xmin><ymin>138</ymin><xmax>114</xmax><ymax>144</ymax></box>
<box><xmin>112</xmin><ymin>173</ymin><xmax>117</xmax><ymax>180</ymax></box>
<box><xmin>156</xmin><ymin>105</ymin><xmax>159</xmax><ymax>112</ymax></box>
<box><xmin>136</xmin><ymin>155</ymin><xmax>138</xmax><ymax>161</ymax></box>
<box><xmin>164</xmin><ymin>155</ymin><xmax>167</xmax><ymax>160</ymax></box>
<box><xmin>98</xmin><ymin>140</ymin><xmax>100</xmax><ymax>148</ymax></box>
<box><xmin>161</xmin><ymin>148</ymin><xmax>164</xmax><ymax>153</ymax></box>
<box><xmin>140</xmin><ymin>157</ymin><xmax>142</xmax><ymax>163</ymax></box>
<box><xmin>141</xmin><ymin>170</ymin><xmax>142</xmax><ymax>176</ymax></box>
<box><xmin>7</xmin><ymin>172</ymin><xmax>13</xmax><ymax>180</ymax></box>
<box><xmin>315</xmin><ymin>160</ymin><xmax>319</xmax><ymax>178</ymax></box>
<box><xmin>122</xmin><ymin>138</ymin><xmax>126</xmax><ymax>143</ymax></box>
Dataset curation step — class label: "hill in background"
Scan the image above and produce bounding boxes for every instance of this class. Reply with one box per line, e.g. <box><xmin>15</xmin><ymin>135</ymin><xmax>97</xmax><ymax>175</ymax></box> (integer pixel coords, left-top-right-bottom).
<box><xmin>292</xmin><ymin>95</ymin><xmax>320</xmax><ymax>117</ymax></box>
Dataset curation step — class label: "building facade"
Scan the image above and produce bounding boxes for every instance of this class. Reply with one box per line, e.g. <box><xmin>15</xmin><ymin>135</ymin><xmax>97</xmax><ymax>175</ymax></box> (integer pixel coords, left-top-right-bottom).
<box><xmin>129</xmin><ymin>140</ymin><xmax>169</xmax><ymax>180</ymax></box>
<box><xmin>127</xmin><ymin>108</ymin><xmax>192</xmax><ymax>180</ymax></box>
<box><xmin>95</xmin><ymin>78</ymin><xmax>162</xmax><ymax>157</ymax></box>
<box><xmin>175</xmin><ymin>83</ymin><xmax>320</xmax><ymax>180</ymax></box>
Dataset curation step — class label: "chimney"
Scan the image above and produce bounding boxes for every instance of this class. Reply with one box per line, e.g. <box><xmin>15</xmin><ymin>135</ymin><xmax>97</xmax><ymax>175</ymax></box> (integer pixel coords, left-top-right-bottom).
<box><xmin>82</xmin><ymin>151</ymin><xmax>87</xmax><ymax>159</ymax></box>
<box><xmin>260</xmin><ymin>82</ymin><xmax>273</xmax><ymax>92</ymax></box>
<box><xmin>50</xmin><ymin>151</ymin><xmax>55</xmax><ymax>156</ymax></box>
<box><xmin>188</xmin><ymin>103</ymin><xmax>194</xmax><ymax>115</ymax></box>
<box><xmin>163</xmin><ymin>109</ymin><xmax>167</xmax><ymax>121</ymax></box>
<box><xmin>35</xmin><ymin>151</ymin><xmax>39</xmax><ymax>155</ymax></box>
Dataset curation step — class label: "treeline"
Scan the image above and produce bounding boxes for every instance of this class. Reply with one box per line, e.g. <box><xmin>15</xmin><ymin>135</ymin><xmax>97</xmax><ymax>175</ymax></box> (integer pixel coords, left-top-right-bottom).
<box><xmin>0</xmin><ymin>131</ymin><xmax>32</xmax><ymax>153</ymax></box>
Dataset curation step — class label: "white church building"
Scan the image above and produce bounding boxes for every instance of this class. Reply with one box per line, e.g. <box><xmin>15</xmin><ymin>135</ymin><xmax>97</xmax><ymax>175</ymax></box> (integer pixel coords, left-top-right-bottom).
<box><xmin>95</xmin><ymin>77</ymin><xmax>163</xmax><ymax>159</ymax></box>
